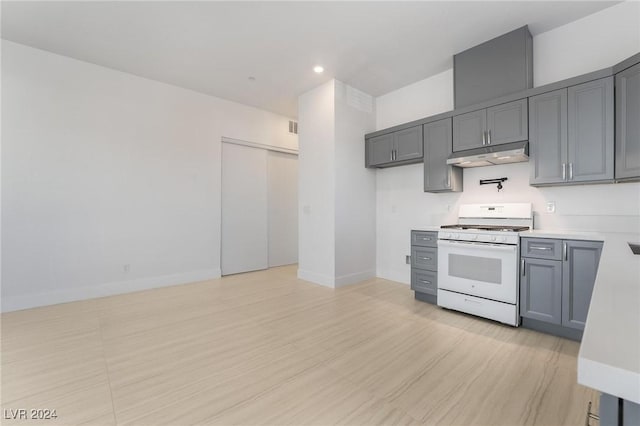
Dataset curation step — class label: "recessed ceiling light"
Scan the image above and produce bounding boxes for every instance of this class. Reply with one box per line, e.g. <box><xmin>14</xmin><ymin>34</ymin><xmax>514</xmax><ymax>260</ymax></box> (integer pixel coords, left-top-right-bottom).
<box><xmin>248</xmin><ymin>76</ymin><xmax>256</xmax><ymax>81</ymax></box>
<box><xmin>313</xmin><ymin>65</ymin><xmax>324</xmax><ymax>74</ymax></box>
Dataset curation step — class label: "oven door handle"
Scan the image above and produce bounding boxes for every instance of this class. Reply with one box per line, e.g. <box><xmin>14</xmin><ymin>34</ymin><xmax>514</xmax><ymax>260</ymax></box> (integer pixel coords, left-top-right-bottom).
<box><xmin>437</xmin><ymin>239</ymin><xmax>517</xmax><ymax>252</ymax></box>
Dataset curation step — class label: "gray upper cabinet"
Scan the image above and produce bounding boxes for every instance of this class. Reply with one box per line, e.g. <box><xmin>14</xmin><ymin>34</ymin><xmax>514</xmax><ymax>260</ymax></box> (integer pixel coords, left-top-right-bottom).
<box><xmin>486</xmin><ymin>98</ymin><xmax>528</xmax><ymax>145</ymax></box>
<box><xmin>367</xmin><ymin>133</ymin><xmax>394</xmax><ymax>167</ymax></box>
<box><xmin>529</xmin><ymin>89</ymin><xmax>568</xmax><ymax>185</ymax></box>
<box><xmin>453</xmin><ymin>99</ymin><xmax>528</xmax><ymax>152</ymax></box>
<box><xmin>615</xmin><ymin>63</ymin><xmax>640</xmax><ymax>181</ymax></box>
<box><xmin>394</xmin><ymin>126</ymin><xmax>423</xmax><ymax>162</ymax></box>
<box><xmin>453</xmin><ymin>109</ymin><xmax>486</xmax><ymax>151</ymax></box>
<box><xmin>423</xmin><ymin>118</ymin><xmax>462</xmax><ymax>193</ymax></box>
<box><xmin>562</xmin><ymin>240</ymin><xmax>603</xmax><ymax>330</ymax></box>
<box><xmin>567</xmin><ymin>77</ymin><xmax>614</xmax><ymax>182</ymax></box>
<box><xmin>520</xmin><ymin>257</ymin><xmax>562</xmax><ymax>325</ymax></box>
<box><xmin>366</xmin><ymin>125</ymin><xmax>423</xmax><ymax>168</ymax></box>
<box><xmin>454</xmin><ymin>26</ymin><xmax>532</xmax><ymax>108</ymax></box>
<box><xmin>529</xmin><ymin>77</ymin><xmax>614</xmax><ymax>186</ymax></box>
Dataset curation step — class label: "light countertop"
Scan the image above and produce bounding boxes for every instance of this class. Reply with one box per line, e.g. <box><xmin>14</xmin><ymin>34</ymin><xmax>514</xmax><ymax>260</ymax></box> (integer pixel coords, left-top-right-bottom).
<box><xmin>519</xmin><ymin>229</ymin><xmax>605</xmax><ymax>241</ymax></box>
<box><xmin>576</xmin><ymin>231</ymin><xmax>640</xmax><ymax>403</ymax></box>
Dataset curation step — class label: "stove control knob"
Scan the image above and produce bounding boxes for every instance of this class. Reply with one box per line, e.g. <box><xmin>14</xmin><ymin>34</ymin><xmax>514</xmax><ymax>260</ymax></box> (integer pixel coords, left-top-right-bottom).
<box><xmin>499</xmin><ymin>236</ymin><xmax>507</xmax><ymax>243</ymax></box>
<box><xmin>453</xmin><ymin>233</ymin><xmax>459</xmax><ymax>239</ymax></box>
<box><xmin>490</xmin><ymin>236</ymin><xmax>497</xmax><ymax>242</ymax></box>
<box><xmin>443</xmin><ymin>233</ymin><xmax>451</xmax><ymax>239</ymax></box>
<box><xmin>471</xmin><ymin>235</ymin><xmax>478</xmax><ymax>240</ymax></box>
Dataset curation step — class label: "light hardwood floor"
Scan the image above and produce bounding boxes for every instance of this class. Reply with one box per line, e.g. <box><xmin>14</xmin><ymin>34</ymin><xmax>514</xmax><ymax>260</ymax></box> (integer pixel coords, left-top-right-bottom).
<box><xmin>1</xmin><ymin>265</ymin><xmax>597</xmax><ymax>425</ymax></box>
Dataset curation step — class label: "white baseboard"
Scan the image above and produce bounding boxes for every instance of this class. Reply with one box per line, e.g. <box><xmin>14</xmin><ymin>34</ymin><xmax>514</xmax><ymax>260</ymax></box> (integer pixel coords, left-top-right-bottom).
<box><xmin>297</xmin><ymin>268</ymin><xmax>377</xmax><ymax>288</ymax></box>
<box><xmin>334</xmin><ymin>269</ymin><xmax>376</xmax><ymax>288</ymax></box>
<box><xmin>1</xmin><ymin>268</ymin><xmax>222</xmax><ymax>313</ymax></box>
<box><xmin>375</xmin><ymin>268</ymin><xmax>410</xmax><ymax>285</ymax></box>
<box><xmin>297</xmin><ymin>268</ymin><xmax>335</xmax><ymax>288</ymax></box>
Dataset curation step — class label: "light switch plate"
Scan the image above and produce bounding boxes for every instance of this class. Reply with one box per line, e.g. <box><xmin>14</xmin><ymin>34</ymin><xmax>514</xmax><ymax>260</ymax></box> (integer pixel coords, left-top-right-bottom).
<box><xmin>546</xmin><ymin>202</ymin><xmax>556</xmax><ymax>213</ymax></box>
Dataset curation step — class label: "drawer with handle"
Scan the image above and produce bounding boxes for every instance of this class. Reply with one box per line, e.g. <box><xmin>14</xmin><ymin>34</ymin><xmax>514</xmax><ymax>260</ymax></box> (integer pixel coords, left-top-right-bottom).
<box><xmin>411</xmin><ymin>230</ymin><xmax>438</xmax><ymax>247</ymax></box>
<box><xmin>521</xmin><ymin>238</ymin><xmax>563</xmax><ymax>260</ymax></box>
<box><xmin>411</xmin><ymin>269</ymin><xmax>437</xmax><ymax>296</ymax></box>
<box><xmin>411</xmin><ymin>246</ymin><xmax>438</xmax><ymax>271</ymax></box>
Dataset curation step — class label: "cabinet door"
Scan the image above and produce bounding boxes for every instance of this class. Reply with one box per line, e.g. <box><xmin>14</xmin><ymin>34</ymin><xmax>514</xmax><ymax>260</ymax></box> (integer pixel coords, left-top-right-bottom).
<box><xmin>486</xmin><ymin>99</ymin><xmax>528</xmax><ymax>145</ymax></box>
<box><xmin>520</xmin><ymin>258</ymin><xmax>562</xmax><ymax>324</ymax></box>
<box><xmin>562</xmin><ymin>240</ymin><xmax>603</xmax><ymax>330</ymax></box>
<box><xmin>394</xmin><ymin>126</ymin><xmax>423</xmax><ymax>162</ymax></box>
<box><xmin>452</xmin><ymin>109</ymin><xmax>486</xmax><ymax>152</ymax></box>
<box><xmin>529</xmin><ymin>89</ymin><xmax>568</xmax><ymax>185</ymax></box>
<box><xmin>615</xmin><ymin>63</ymin><xmax>640</xmax><ymax>180</ymax></box>
<box><xmin>366</xmin><ymin>133</ymin><xmax>394</xmax><ymax>166</ymax></box>
<box><xmin>411</xmin><ymin>269</ymin><xmax>437</xmax><ymax>296</ymax></box>
<box><xmin>567</xmin><ymin>77</ymin><xmax>614</xmax><ymax>182</ymax></box>
<box><xmin>424</xmin><ymin>118</ymin><xmax>462</xmax><ymax>192</ymax></box>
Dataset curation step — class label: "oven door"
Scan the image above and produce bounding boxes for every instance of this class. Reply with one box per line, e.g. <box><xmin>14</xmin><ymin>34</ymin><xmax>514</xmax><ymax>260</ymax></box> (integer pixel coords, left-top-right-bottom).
<box><xmin>437</xmin><ymin>239</ymin><xmax>518</xmax><ymax>304</ymax></box>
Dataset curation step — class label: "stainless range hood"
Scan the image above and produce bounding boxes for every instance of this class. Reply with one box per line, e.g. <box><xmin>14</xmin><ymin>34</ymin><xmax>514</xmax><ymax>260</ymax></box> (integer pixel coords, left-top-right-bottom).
<box><xmin>447</xmin><ymin>141</ymin><xmax>529</xmax><ymax>168</ymax></box>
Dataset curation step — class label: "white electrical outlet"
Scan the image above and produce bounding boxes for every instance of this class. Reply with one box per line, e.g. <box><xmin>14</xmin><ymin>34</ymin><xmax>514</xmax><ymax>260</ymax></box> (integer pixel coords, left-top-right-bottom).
<box><xmin>546</xmin><ymin>202</ymin><xmax>556</xmax><ymax>213</ymax></box>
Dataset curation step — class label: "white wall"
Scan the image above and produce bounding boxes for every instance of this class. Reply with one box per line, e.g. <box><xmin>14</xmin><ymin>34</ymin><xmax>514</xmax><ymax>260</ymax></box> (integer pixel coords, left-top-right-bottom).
<box><xmin>297</xmin><ymin>79</ymin><xmax>376</xmax><ymax>287</ymax></box>
<box><xmin>334</xmin><ymin>81</ymin><xmax>376</xmax><ymax>286</ymax></box>
<box><xmin>1</xmin><ymin>40</ymin><xmax>297</xmax><ymax>311</ymax></box>
<box><xmin>376</xmin><ymin>69</ymin><xmax>454</xmax><ymax>130</ymax></box>
<box><xmin>297</xmin><ymin>80</ymin><xmax>336</xmax><ymax>286</ymax></box>
<box><xmin>375</xmin><ymin>2</ymin><xmax>640</xmax><ymax>284</ymax></box>
<box><xmin>534</xmin><ymin>1</ymin><xmax>640</xmax><ymax>86</ymax></box>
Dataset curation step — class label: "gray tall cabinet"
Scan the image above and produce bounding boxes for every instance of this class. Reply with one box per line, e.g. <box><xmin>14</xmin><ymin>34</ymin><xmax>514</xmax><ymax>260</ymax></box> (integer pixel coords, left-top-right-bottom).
<box><xmin>529</xmin><ymin>77</ymin><xmax>614</xmax><ymax>185</ymax></box>
<box><xmin>423</xmin><ymin>118</ymin><xmax>462</xmax><ymax>192</ymax></box>
<box><xmin>615</xmin><ymin>62</ymin><xmax>640</xmax><ymax>180</ymax></box>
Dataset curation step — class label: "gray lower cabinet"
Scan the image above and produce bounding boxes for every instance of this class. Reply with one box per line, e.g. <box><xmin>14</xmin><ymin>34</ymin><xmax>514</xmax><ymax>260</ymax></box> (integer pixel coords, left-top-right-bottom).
<box><xmin>615</xmin><ymin>62</ymin><xmax>640</xmax><ymax>181</ymax></box>
<box><xmin>411</xmin><ymin>230</ymin><xmax>438</xmax><ymax>301</ymax></box>
<box><xmin>520</xmin><ymin>238</ymin><xmax>603</xmax><ymax>335</ymax></box>
<box><xmin>520</xmin><ymin>258</ymin><xmax>562</xmax><ymax>324</ymax></box>
<box><xmin>423</xmin><ymin>118</ymin><xmax>462</xmax><ymax>193</ymax></box>
<box><xmin>529</xmin><ymin>77</ymin><xmax>614</xmax><ymax>186</ymax></box>
<box><xmin>366</xmin><ymin>125</ymin><xmax>423</xmax><ymax>168</ymax></box>
<box><xmin>453</xmin><ymin>99</ymin><xmax>528</xmax><ymax>152</ymax></box>
<box><xmin>598</xmin><ymin>393</ymin><xmax>640</xmax><ymax>426</ymax></box>
<box><xmin>562</xmin><ymin>240</ymin><xmax>603</xmax><ymax>330</ymax></box>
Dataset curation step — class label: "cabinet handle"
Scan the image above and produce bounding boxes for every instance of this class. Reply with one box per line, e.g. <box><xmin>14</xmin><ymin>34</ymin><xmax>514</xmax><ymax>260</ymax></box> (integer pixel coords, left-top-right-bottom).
<box><xmin>446</xmin><ymin>171</ymin><xmax>451</xmax><ymax>188</ymax></box>
<box><xmin>390</xmin><ymin>150</ymin><xmax>393</xmax><ymax>161</ymax></box>
<box><xmin>569</xmin><ymin>162</ymin><xmax>574</xmax><ymax>180</ymax></box>
<box><xmin>531</xmin><ymin>246</ymin><xmax>552</xmax><ymax>251</ymax></box>
<box><xmin>562</xmin><ymin>163</ymin><xmax>566</xmax><ymax>180</ymax></box>
<box><xmin>521</xmin><ymin>258</ymin><xmax>525</xmax><ymax>276</ymax></box>
<box><xmin>585</xmin><ymin>401</ymin><xmax>600</xmax><ymax>426</ymax></box>
<box><xmin>422</xmin><ymin>237</ymin><xmax>432</xmax><ymax>241</ymax></box>
<box><xmin>420</xmin><ymin>257</ymin><xmax>431</xmax><ymax>260</ymax></box>
<box><xmin>419</xmin><ymin>279</ymin><xmax>432</xmax><ymax>284</ymax></box>
<box><xmin>487</xmin><ymin>130</ymin><xmax>491</xmax><ymax>145</ymax></box>
<box><xmin>563</xmin><ymin>242</ymin><xmax>568</xmax><ymax>261</ymax></box>
<box><xmin>482</xmin><ymin>131</ymin><xmax>486</xmax><ymax>146</ymax></box>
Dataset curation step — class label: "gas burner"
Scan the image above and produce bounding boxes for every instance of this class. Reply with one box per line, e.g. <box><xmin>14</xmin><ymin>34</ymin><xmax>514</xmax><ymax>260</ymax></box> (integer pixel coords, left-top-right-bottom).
<box><xmin>440</xmin><ymin>224</ymin><xmax>530</xmax><ymax>232</ymax></box>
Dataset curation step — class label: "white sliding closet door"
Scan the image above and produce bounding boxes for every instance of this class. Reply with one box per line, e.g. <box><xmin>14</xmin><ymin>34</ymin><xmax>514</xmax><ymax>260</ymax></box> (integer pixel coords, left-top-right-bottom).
<box><xmin>221</xmin><ymin>143</ymin><xmax>268</xmax><ymax>275</ymax></box>
<box><xmin>267</xmin><ymin>151</ymin><xmax>298</xmax><ymax>267</ymax></box>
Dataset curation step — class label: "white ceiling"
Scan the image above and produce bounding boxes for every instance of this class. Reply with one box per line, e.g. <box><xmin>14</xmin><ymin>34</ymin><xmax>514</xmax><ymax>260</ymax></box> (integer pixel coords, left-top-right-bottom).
<box><xmin>1</xmin><ymin>1</ymin><xmax>619</xmax><ymax>118</ymax></box>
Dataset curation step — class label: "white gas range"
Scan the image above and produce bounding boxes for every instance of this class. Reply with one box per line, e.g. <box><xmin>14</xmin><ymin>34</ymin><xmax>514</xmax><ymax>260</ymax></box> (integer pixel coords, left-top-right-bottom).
<box><xmin>437</xmin><ymin>203</ymin><xmax>533</xmax><ymax>326</ymax></box>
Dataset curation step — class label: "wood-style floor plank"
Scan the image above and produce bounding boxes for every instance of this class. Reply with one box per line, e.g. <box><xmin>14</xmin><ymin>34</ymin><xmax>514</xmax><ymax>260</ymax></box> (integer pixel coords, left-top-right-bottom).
<box><xmin>1</xmin><ymin>265</ymin><xmax>597</xmax><ymax>425</ymax></box>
